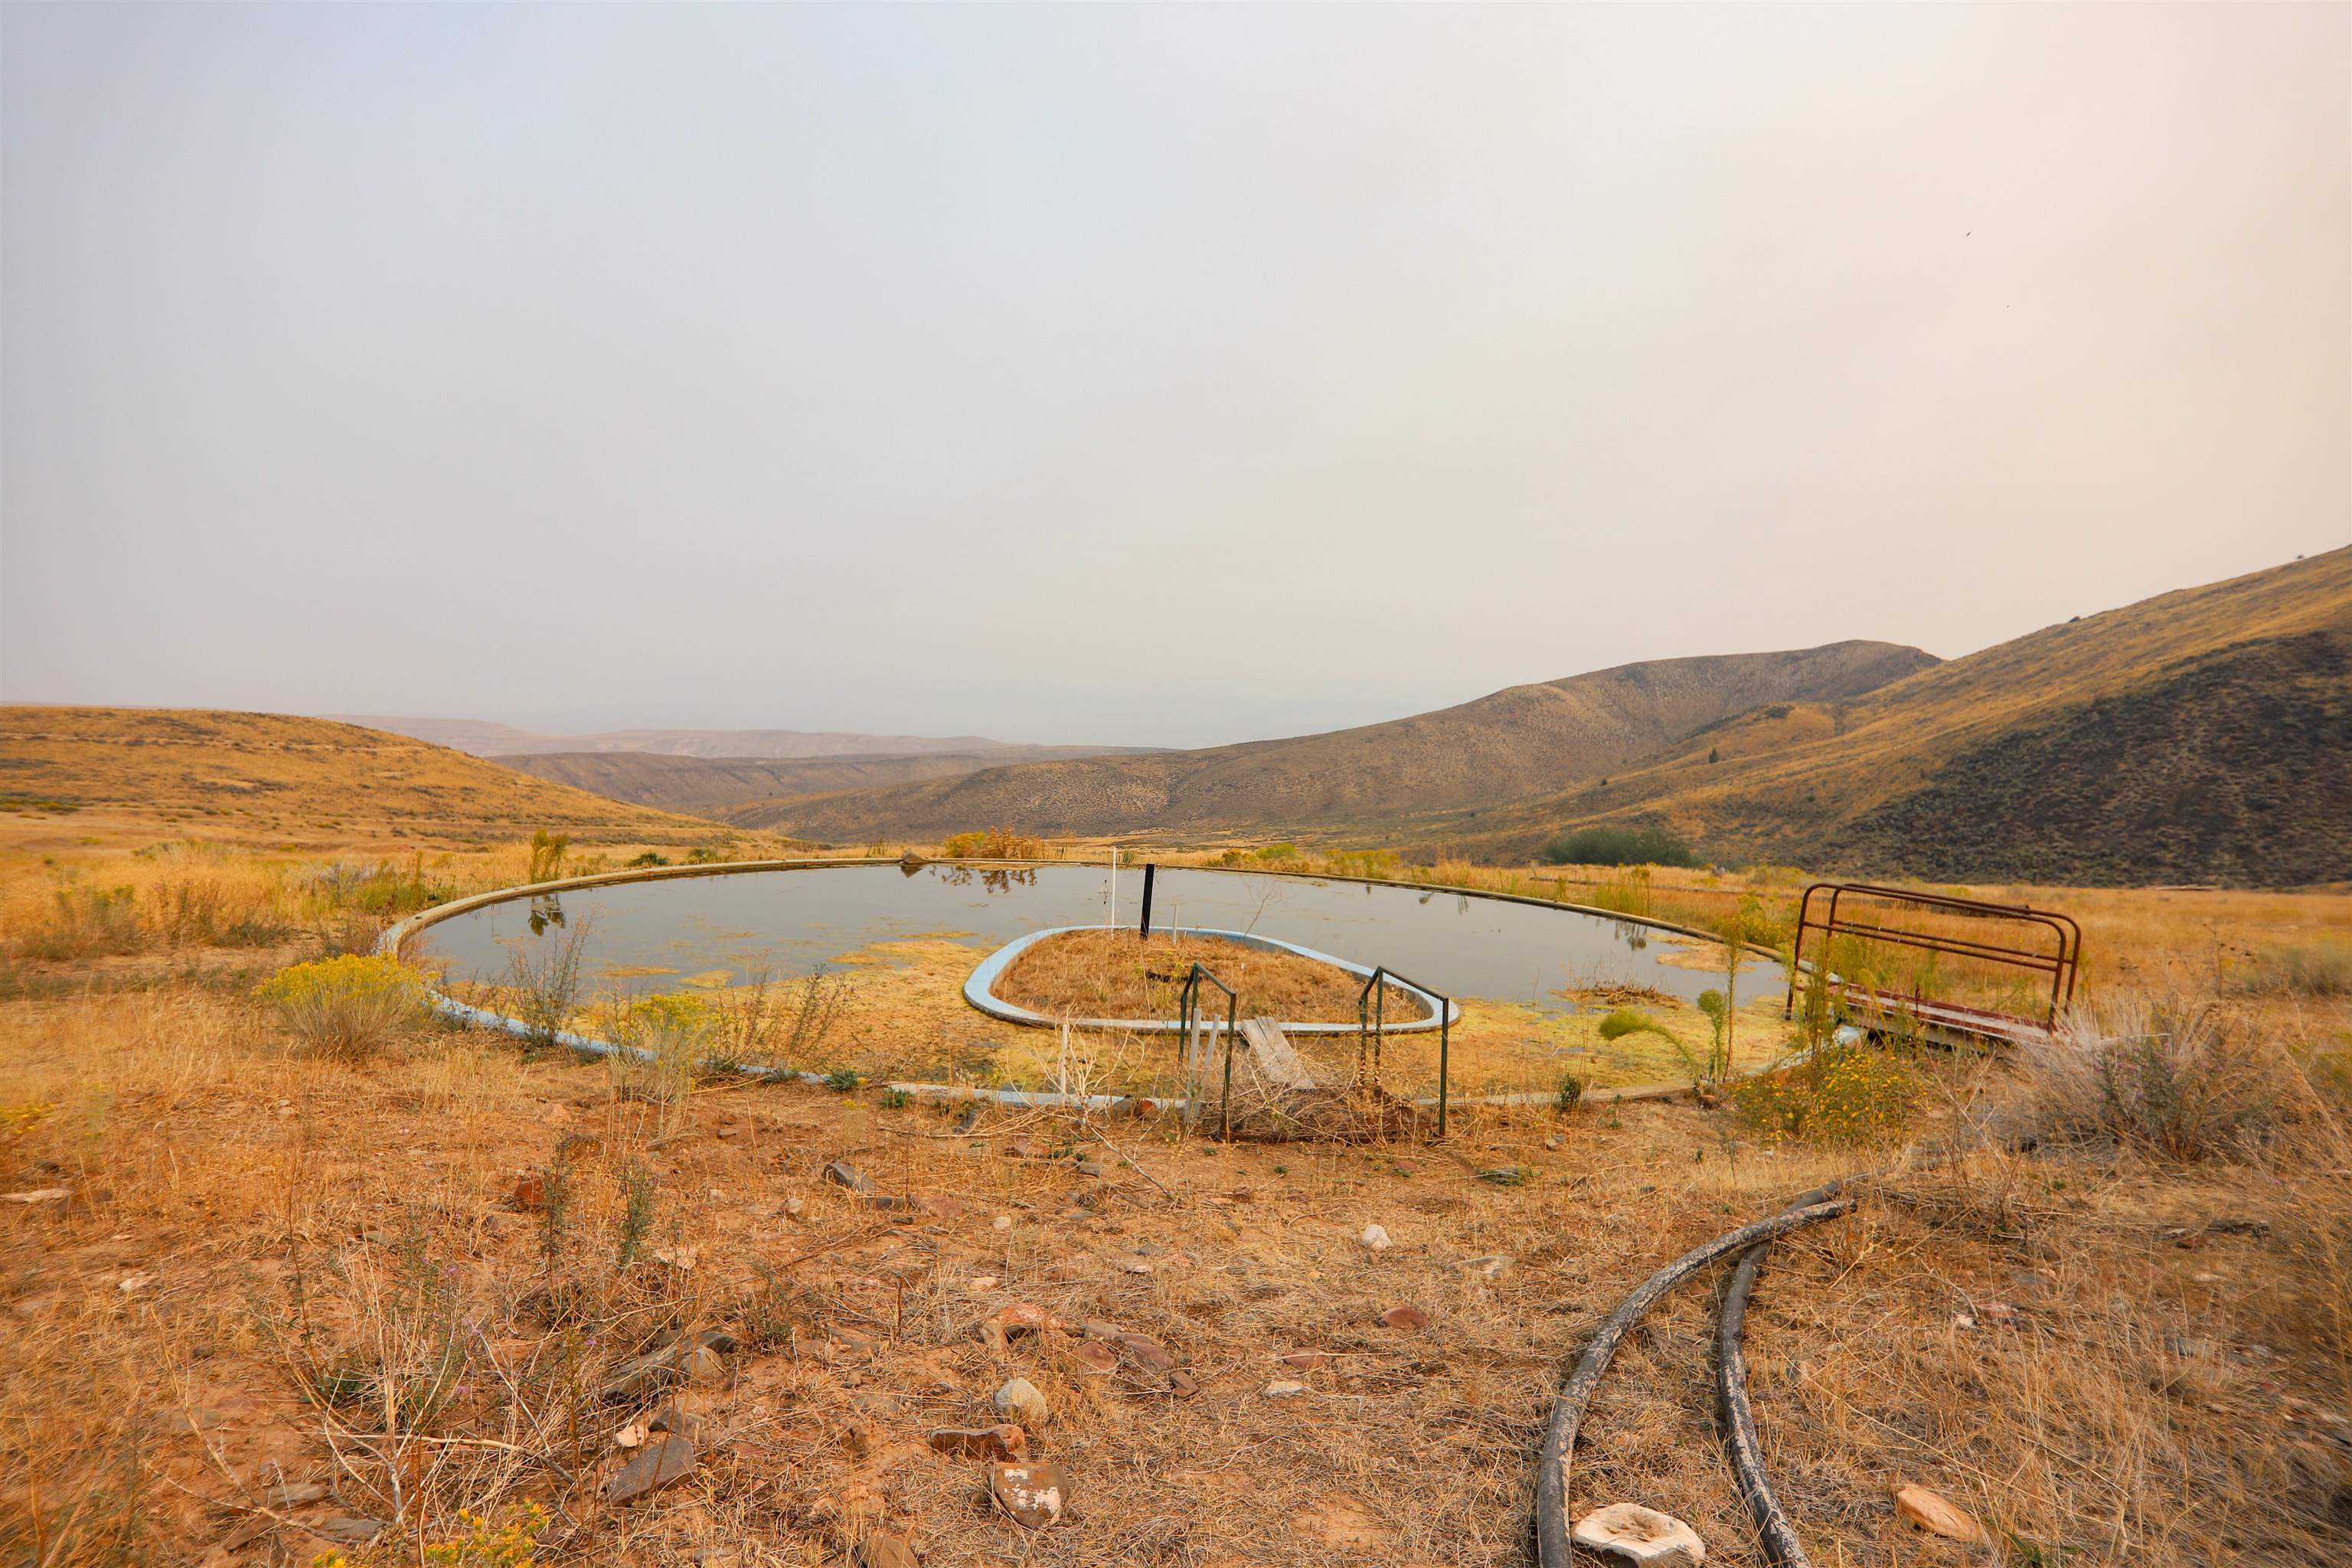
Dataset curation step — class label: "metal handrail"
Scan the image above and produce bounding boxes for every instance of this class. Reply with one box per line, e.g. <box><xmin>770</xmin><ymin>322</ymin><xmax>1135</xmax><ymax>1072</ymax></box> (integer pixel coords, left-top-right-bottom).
<box><xmin>1177</xmin><ymin>962</ymin><xmax>1240</xmax><ymax>1139</ymax></box>
<box><xmin>1356</xmin><ymin>965</ymin><xmax>1455</xmax><ymax>1138</ymax></box>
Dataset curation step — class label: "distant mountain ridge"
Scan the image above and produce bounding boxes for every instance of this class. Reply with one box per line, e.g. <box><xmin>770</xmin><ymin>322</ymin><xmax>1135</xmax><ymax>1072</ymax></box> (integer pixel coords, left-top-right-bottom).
<box><xmin>728</xmin><ymin>640</ymin><xmax>1940</xmax><ymax>841</ymax></box>
<box><xmin>326</xmin><ymin>716</ymin><xmax>1150</xmax><ymax>763</ymax></box>
<box><xmin>497</xmin><ymin>748</ymin><xmax>1146</xmax><ymax>815</ymax></box>
<box><xmin>1416</xmin><ymin>548</ymin><xmax>2352</xmax><ymax>885</ymax></box>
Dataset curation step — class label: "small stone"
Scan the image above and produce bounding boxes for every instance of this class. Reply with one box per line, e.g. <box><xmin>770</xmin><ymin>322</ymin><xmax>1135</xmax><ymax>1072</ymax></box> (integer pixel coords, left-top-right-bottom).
<box><xmin>1263</xmin><ymin>1380</ymin><xmax>1309</xmax><ymax>1399</ymax></box>
<box><xmin>604</xmin><ymin>1432</ymin><xmax>696</xmax><ymax>1504</ymax></box>
<box><xmin>1166</xmin><ymin>1369</ymin><xmax>1199</xmax><ymax>1399</ymax></box>
<box><xmin>1461</xmin><ymin>1255</ymin><xmax>1511</xmax><ymax>1279</ymax></box>
<box><xmin>678</xmin><ymin>1344</ymin><xmax>725</xmax><ymax>1386</ymax></box>
<box><xmin>1545</xmin><ymin>1135</ymin><xmax>1563</xmax><ymax>1150</ymax></box>
<box><xmin>784</xmin><ymin>1195</ymin><xmax>805</xmax><ymax>1218</ymax></box>
<box><xmin>512</xmin><ymin>1172</ymin><xmax>546</xmax><ymax>1210</ymax></box>
<box><xmin>989</xmin><ymin>1462</ymin><xmax>1071</xmax><ymax>1528</ymax></box>
<box><xmin>1119</xmin><ymin>1259</ymin><xmax>1155</xmax><ymax>1276</ymax></box>
<box><xmin>843</xmin><ymin>1419</ymin><xmax>875</xmax><ymax>1458</ymax></box>
<box><xmin>268</xmin><ymin>1481</ymin><xmax>328</xmax><ymax>1508</ymax></box>
<box><xmin>1075</xmin><ymin>1161</ymin><xmax>1108</xmax><ymax>1178</ymax></box>
<box><xmin>1892</xmin><ymin>1483</ymin><xmax>1984</xmax><ymax>1543</ymax></box>
<box><xmin>928</xmin><ymin>1424</ymin><xmax>1027</xmax><ymax>1461</ymax></box>
<box><xmin>858</xmin><ymin>1534</ymin><xmax>920</xmax><ymax>1568</ymax></box>
<box><xmin>1476</xmin><ymin>1167</ymin><xmax>1530</xmax><ymax>1187</ymax></box>
<box><xmin>1134</xmin><ymin>1240</ymin><xmax>1165</xmax><ymax>1256</ymax></box>
<box><xmin>825</xmin><ymin>1161</ymin><xmax>877</xmax><ymax>1194</ymax></box>
<box><xmin>995</xmin><ymin>1302</ymin><xmax>1060</xmax><ymax>1338</ymax></box>
<box><xmin>966</xmin><ymin>1275</ymin><xmax>1000</xmax><ymax>1292</ymax></box>
<box><xmin>991</xmin><ymin>1214</ymin><xmax>1013</xmax><ymax>1230</ymax></box>
<box><xmin>1378</xmin><ymin>1305</ymin><xmax>1429</xmax><ymax>1331</ymax></box>
<box><xmin>1070</xmin><ymin>1341</ymin><xmax>1117</xmax><ymax>1375</ymax></box>
<box><xmin>648</xmin><ymin>1402</ymin><xmax>703</xmax><ymax>1439</ymax></box>
<box><xmin>994</xmin><ymin>1377</ymin><xmax>1050</xmax><ymax>1428</ymax></box>
<box><xmin>1570</xmin><ymin>1502</ymin><xmax>1705</xmax><ymax>1566</ymax></box>
<box><xmin>1005</xmin><ymin>1138</ymin><xmax>1043</xmax><ymax>1160</ymax></box>
<box><xmin>117</xmin><ymin>1272</ymin><xmax>155</xmax><ymax>1294</ymax></box>
<box><xmin>1118</xmin><ymin>1333</ymin><xmax>1174</xmax><ymax>1373</ymax></box>
<box><xmin>1360</xmin><ymin>1224</ymin><xmax>1393</xmax><ymax>1250</ymax></box>
<box><xmin>318</xmin><ymin>1517</ymin><xmax>388</xmax><ymax>1547</ymax></box>
<box><xmin>1281</xmin><ymin>1351</ymin><xmax>1329</xmax><ymax>1370</ymax></box>
<box><xmin>2</xmin><ymin>1188</ymin><xmax>72</xmax><ymax>1204</ymax></box>
<box><xmin>613</xmin><ymin>1419</ymin><xmax>648</xmax><ymax>1449</ymax></box>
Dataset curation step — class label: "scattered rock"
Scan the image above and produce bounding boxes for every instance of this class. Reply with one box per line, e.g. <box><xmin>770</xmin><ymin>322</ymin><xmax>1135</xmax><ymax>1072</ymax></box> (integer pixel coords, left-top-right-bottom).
<box><xmin>1118</xmin><ymin>1333</ymin><xmax>1174</xmax><ymax>1372</ymax></box>
<box><xmin>1263</xmin><ymin>1380</ymin><xmax>1310</xmax><ymax>1399</ymax></box>
<box><xmin>1570</xmin><ymin>1502</ymin><xmax>1706</xmax><ymax>1566</ymax></box>
<box><xmin>317</xmin><ymin>1517</ymin><xmax>388</xmax><ymax>1547</ymax></box>
<box><xmin>1460</xmin><ymin>1255</ymin><xmax>1511</xmax><ymax>1279</ymax></box>
<box><xmin>1360</xmin><ymin>1224</ymin><xmax>1393</xmax><ymax>1250</ymax></box>
<box><xmin>1891</xmin><ymin>1483</ymin><xmax>1984</xmax><ymax>1543</ymax></box>
<box><xmin>1070</xmin><ymin>1341</ymin><xmax>1117</xmax><ymax>1376</ymax></box>
<box><xmin>994</xmin><ymin>1377</ymin><xmax>1050</xmax><ymax>1428</ymax></box>
<box><xmin>117</xmin><ymin>1272</ymin><xmax>155</xmax><ymax>1294</ymax></box>
<box><xmin>512</xmin><ymin>1172</ymin><xmax>546</xmax><ymax>1210</ymax></box>
<box><xmin>603</xmin><ymin>1432</ymin><xmax>697</xmax><ymax>1504</ymax></box>
<box><xmin>825</xmin><ymin>1161</ymin><xmax>877</xmax><ymax>1194</ymax></box>
<box><xmin>679</xmin><ymin>1344</ymin><xmax>725</xmax><ymax>1386</ymax></box>
<box><xmin>991</xmin><ymin>1214</ymin><xmax>1013</xmax><ymax>1230</ymax></box>
<box><xmin>1075</xmin><ymin>1161</ymin><xmax>1108</xmax><ymax>1178</ymax></box>
<box><xmin>267</xmin><ymin>1481</ymin><xmax>328</xmax><ymax>1508</ymax></box>
<box><xmin>1378</xmin><ymin>1305</ymin><xmax>1429</xmax><ymax>1331</ymax></box>
<box><xmin>648</xmin><ymin>1402</ymin><xmax>703</xmax><ymax>1439</ymax></box>
<box><xmin>995</xmin><ymin>1302</ymin><xmax>1060</xmax><ymax>1338</ymax></box>
<box><xmin>1118</xmin><ymin>1259</ymin><xmax>1154</xmax><ymax>1276</ymax></box>
<box><xmin>1166</xmin><ymin>1369</ymin><xmax>1199</xmax><ymax>1399</ymax></box>
<box><xmin>928</xmin><ymin>1424</ymin><xmax>1027</xmax><ymax>1461</ymax></box>
<box><xmin>965</xmin><ymin>1275</ymin><xmax>1000</xmax><ymax>1293</ymax></box>
<box><xmin>989</xmin><ymin>1462</ymin><xmax>1071</xmax><ymax>1528</ymax></box>
<box><xmin>1134</xmin><ymin>1240</ymin><xmax>1165</xmax><ymax>1256</ymax></box>
<box><xmin>1545</xmin><ymin>1135</ymin><xmax>1563</xmax><ymax>1150</ymax></box>
<box><xmin>1281</xmin><ymin>1351</ymin><xmax>1329</xmax><ymax>1371</ymax></box>
<box><xmin>1005</xmin><ymin>1139</ymin><xmax>1044</xmax><ymax>1160</ymax></box>
<box><xmin>613</xmin><ymin>1419</ymin><xmax>648</xmax><ymax>1449</ymax></box>
<box><xmin>784</xmin><ymin>1195</ymin><xmax>805</xmax><ymax>1219</ymax></box>
<box><xmin>3</xmin><ymin>1188</ymin><xmax>70</xmax><ymax>1204</ymax></box>
<box><xmin>858</xmin><ymin>1533</ymin><xmax>920</xmax><ymax>1568</ymax></box>
<box><xmin>1476</xmin><ymin>1167</ymin><xmax>1531</xmax><ymax>1187</ymax></box>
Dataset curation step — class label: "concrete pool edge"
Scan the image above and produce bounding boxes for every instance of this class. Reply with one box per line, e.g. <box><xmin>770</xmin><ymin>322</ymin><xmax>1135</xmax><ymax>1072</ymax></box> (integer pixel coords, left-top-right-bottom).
<box><xmin>378</xmin><ymin>856</ymin><xmax>1788</xmax><ymax>1112</ymax></box>
<box><xmin>961</xmin><ymin>924</ymin><xmax>1462</xmax><ymax>1033</ymax></box>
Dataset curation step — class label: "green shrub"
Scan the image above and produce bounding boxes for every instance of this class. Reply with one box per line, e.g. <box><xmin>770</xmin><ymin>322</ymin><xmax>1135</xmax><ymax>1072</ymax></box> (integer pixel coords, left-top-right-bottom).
<box><xmin>2235</xmin><ymin>942</ymin><xmax>2352</xmax><ymax>998</ymax></box>
<box><xmin>17</xmin><ymin>885</ymin><xmax>142</xmax><ymax>961</ymax></box>
<box><xmin>626</xmin><ymin>851</ymin><xmax>669</xmax><ymax>868</ymax></box>
<box><xmin>2014</xmin><ymin>1000</ymin><xmax>2271</xmax><ymax>1161</ymax></box>
<box><xmin>258</xmin><ymin>954</ymin><xmax>425</xmax><ymax>1060</ymax></box>
<box><xmin>1540</xmin><ymin>825</ymin><xmax>1698</xmax><ymax>868</ymax></box>
<box><xmin>1554</xmin><ymin>1072</ymin><xmax>1586</xmax><ymax>1114</ymax></box>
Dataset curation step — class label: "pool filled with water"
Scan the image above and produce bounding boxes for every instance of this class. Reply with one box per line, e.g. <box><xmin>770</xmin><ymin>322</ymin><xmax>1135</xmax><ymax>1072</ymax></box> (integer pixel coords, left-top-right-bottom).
<box><xmin>416</xmin><ymin>863</ymin><xmax>1771</xmax><ymax>1014</ymax></box>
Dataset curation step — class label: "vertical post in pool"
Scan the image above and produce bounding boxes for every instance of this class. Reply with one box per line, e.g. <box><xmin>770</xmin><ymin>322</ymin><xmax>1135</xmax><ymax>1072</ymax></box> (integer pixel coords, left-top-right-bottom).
<box><xmin>1139</xmin><ymin>863</ymin><xmax>1156</xmax><ymax>939</ymax></box>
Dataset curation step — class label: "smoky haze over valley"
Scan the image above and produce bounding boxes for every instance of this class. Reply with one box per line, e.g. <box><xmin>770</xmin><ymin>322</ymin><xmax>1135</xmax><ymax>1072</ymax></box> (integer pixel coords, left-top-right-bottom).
<box><xmin>3</xmin><ymin>6</ymin><xmax>2346</xmax><ymax>745</ymax></box>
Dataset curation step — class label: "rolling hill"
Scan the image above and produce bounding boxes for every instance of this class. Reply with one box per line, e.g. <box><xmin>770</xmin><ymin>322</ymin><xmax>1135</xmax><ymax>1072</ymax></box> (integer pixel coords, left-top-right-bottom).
<box><xmin>730</xmin><ymin>641</ymin><xmax>1939</xmax><ymax>841</ymax></box>
<box><xmin>495</xmin><ymin>747</ymin><xmax>1146</xmax><ymax>815</ymax></box>
<box><xmin>0</xmin><ymin>707</ymin><xmax>725</xmax><ymax>848</ymax></box>
<box><xmin>332</xmin><ymin>716</ymin><xmax>1145</xmax><ymax>762</ymax></box>
<box><xmin>1420</xmin><ymin>548</ymin><xmax>2352</xmax><ymax>885</ymax></box>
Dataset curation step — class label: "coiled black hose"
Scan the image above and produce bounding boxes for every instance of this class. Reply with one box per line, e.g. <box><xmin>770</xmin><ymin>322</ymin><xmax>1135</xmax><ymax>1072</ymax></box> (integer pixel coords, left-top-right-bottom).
<box><xmin>1532</xmin><ymin>1194</ymin><xmax>1854</xmax><ymax>1568</ymax></box>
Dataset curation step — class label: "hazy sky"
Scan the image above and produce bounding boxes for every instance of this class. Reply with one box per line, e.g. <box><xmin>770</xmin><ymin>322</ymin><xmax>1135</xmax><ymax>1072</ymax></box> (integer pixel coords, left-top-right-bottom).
<box><xmin>5</xmin><ymin>5</ymin><xmax>2347</xmax><ymax>748</ymax></box>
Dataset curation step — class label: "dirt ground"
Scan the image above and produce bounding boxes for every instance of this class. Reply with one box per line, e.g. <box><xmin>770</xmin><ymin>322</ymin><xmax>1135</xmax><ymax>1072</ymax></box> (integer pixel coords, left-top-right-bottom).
<box><xmin>3</xmin><ymin>981</ymin><xmax>2348</xmax><ymax>1566</ymax></box>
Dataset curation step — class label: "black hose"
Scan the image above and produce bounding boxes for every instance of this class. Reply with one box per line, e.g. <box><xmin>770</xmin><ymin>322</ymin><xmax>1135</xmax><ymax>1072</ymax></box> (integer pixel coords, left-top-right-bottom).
<box><xmin>1532</xmin><ymin>1195</ymin><xmax>1854</xmax><ymax>1568</ymax></box>
<box><xmin>1717</xmin><ymin>1240</ymin><xmax>1813</xmax><ymax>1566</ymax></box>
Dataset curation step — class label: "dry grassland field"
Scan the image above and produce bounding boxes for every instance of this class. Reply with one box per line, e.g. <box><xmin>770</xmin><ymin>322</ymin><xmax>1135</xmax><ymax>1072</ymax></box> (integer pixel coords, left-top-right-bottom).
<box><xmin>2</xmin><ymin>788</ymin><xmax>2350</xmax><ymax>1567</ymax></box>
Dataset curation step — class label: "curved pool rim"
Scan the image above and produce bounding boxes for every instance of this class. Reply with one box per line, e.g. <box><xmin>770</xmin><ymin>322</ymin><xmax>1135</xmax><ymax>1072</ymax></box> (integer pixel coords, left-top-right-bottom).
<box><xmin>962</xmin><ymin>923</ymin><xmax>1461</xmax><ymax>1034</ymax></box>
<box><xmin>379</xmin><ymin>856</ymin><xmax>1788</xmax><ymax>1110</ymax></box>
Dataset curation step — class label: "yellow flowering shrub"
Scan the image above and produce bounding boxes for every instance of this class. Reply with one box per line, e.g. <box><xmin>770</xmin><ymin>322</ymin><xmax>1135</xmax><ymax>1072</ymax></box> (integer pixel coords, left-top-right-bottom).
<box><xmin>1734</xmin><ymin>1041</ymin><xmax>1916</xmax><ymax>1146</ymax></box>
<box><xmin>258</xmin><ymin>953</ymin><xmax>425</xmax><ymax>1060</ymax></box>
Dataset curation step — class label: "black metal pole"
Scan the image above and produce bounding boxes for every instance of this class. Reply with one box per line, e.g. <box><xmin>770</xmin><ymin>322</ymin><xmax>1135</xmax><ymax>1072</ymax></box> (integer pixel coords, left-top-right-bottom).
<box><xmin>1139</xmin><ymin>863</ymin><xmax>1157</xmax><ymax>939</ymax></box>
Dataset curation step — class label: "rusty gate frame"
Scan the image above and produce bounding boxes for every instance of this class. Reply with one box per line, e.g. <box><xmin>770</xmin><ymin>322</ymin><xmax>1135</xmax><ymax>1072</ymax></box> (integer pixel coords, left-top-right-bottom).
<box><xmin>1783</xmin><ymin>881</ymin><xmax>2082</xmax><ymax>1041</ymax></box>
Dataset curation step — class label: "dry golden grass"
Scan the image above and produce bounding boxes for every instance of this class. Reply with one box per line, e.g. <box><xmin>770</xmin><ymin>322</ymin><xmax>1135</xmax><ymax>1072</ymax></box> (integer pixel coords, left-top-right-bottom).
<box><xmin>996</xmin><ymin>928</ymin><xmax>1431</xmax><ymax>1027</ymax></box>
<box><xmin>3</xmin><ymin>816</ymin><xmax>2350</xmax><ymax>1565</ymax></box>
